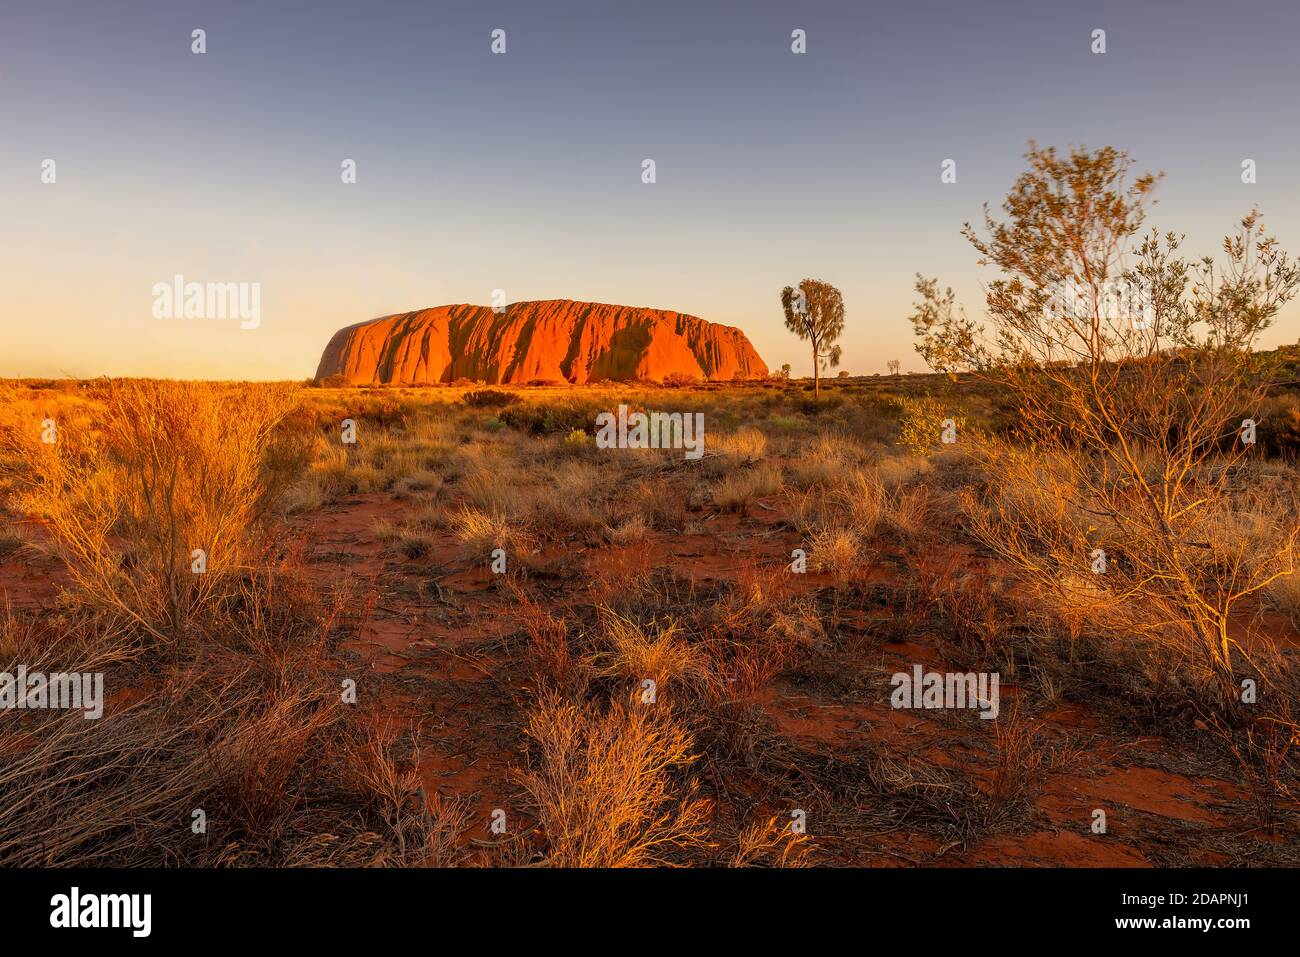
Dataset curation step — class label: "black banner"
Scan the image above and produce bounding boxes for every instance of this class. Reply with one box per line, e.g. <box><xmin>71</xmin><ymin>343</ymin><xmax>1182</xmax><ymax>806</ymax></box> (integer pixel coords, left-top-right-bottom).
<box><xmin>0</xmin><ymin>867</ymin><xmax>1281</xmax><ymax>943</ymax></box>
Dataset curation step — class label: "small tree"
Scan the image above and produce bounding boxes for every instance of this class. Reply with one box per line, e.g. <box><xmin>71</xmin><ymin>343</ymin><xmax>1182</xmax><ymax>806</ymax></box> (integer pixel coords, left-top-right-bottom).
<box><xmin>782</xmin><ymin>279</ymin><xmax>844</xmax><ymax>397</ymax></box>
<box><xmin>887</xmin><ymin>359</ymin><xmax>901</xmax><ymax>377</ymax></box>
<box><xmin>910</xmin><ymin>143</ymin><xmax>1300</xmax><ymax>695</ymax></box>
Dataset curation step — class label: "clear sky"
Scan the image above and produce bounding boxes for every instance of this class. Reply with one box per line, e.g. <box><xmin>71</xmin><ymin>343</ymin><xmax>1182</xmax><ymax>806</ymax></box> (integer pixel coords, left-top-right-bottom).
<box><xmin>3</xmin><ymin>0</ymin><xmax>1298</xmax><ymax>379</ymax></box>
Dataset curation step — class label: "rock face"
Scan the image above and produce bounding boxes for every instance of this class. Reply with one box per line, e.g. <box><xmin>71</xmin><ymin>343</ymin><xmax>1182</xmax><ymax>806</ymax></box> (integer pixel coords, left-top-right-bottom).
<box><xmin>315</xmin><ymin>300</ymin><xmax>768</xmax><ymax>385</ymax></box>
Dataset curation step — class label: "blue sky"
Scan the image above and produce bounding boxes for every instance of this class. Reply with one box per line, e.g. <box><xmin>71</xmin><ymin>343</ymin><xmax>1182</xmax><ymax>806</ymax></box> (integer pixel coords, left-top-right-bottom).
<box><xmin>3</xmin><ymin>0</ymin><xmax>1298</xmax><ymax>378</ymax></box>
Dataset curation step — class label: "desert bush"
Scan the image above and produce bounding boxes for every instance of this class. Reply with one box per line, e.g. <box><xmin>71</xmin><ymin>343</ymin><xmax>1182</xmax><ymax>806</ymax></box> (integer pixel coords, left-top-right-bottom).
<box><xmin>393</xmin><ymin>469</ymin><xmax>444</xmax><ymax>498</ymax></box>
<box><xmin>873</xmin><ymin>453</ymin><xmax>929</xmax><ymax>491</ymax></box>
<box><xmin>310</xmin><ymin>373</ymin><xmax>352</xmax><ymax>389</ymax></box>
<box><xmin>808</xmin><ymin>526</ymin><xmax>862</xmax><ymax>573</ymax></box>
<box><xmin>463</xmin><ymin>388</ymin><xmax>518</xmax><ymax>409</ymax></box>
<box><xmin>349</xmin><ymin>394</ymin><xmax>411</xmax><ymax>430</ymax></box>
<box><xmin>625</xmin><ymin>478</ymin><xmax>687</xmax><ymax>531</ymax></box>
<box><xmin>712</xmin><ymin>426</ymin><xmax>768</xmax><ymax>464</ymax></box>
<box><xmin>911</xmin><ymin>144</ymin><xmax>1300</xmax><ymax>694</ymax></box>
<box><xmin>881</xmin><ymin>485</ymin><xmax>932</xmax><ymax>539</ymax></box>
<box><xmin>661</xmin><ymin>372</ymin><xmax>701</xmax><ymax>388</ymax></box>
<box><xmin>795</xmin><ymin>394</ymin><xmax>845</xmax><ymax>415</ymax></box>
<box><xmin>786</xmin><ymin>433</ymin><xmax>866</xmax><ymax>488</ymax></box>
<box><xmin>499</xmin><ymin>400</ymin><xmax>598</xmax><ymax>436</ymax></box>
<box><xmin>1268</xmin><ymin>546</ymin><xmax>1300</xmax><ymax>631</ymax></box>
<box><xmin>521</xmin><ymin>608</ymin><xmax>586</xmax><ymax>696</ymax></box>
<box><xmin>335</xmin><ymin>721</ymin><xmax>472</xmax><ymax>866</ymax></box>
<box><xmin>4</xmin><ymin>380</ymin><xmax>308</xmax><ymax>643</ymax></box>
<box><xmin>604</xmin><ymin>514</ymin><xmax>649</xmax><ymax>545</ymax></box>
<box><xmin>792</xmin><ymin>467</ymin><xmax>883</xmax><ymax>544</ymax></box>
<box><xmin>730</xmin><ymin>815</ymin><xmax>812</xmax><ymax>867</ymax></box>
<box><xmin>396</xmin><ymin>527</ymin><xmax>437</xmax><ymax>558</ymax></box>
<box><xmin>527</xmin><ymin>460</ymin><xmax>613</xmax><ymax>535</ymax></box>
<box><xmin>894</xmin><ymin>395</ymin><xmax>966</xmax><ymax>457</ymax></box>
<box><xmin>1201</xmin><ymin>652</ymin><xmax>1300</xmax><ymax>829</ymax></box>
<box><xmin>516</xmin><ymin>693</ymin><xmax>710</xmax><ymax>867</ymax></box>
<box><xmin>983</xmin><ymin>704</ymin><xmax>1085</xmax><ymax>828</ymax></box>
<box><xmin>1254</xmin><ymin>392</ymin><xmax>1300</xmax><ymax>457</ymax></box>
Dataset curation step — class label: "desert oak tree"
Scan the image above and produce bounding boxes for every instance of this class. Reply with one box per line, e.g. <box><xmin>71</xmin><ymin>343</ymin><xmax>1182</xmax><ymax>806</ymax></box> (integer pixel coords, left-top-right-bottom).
<box><xmin>782</xmin><ymin>279</ymin><xmax>845</xmax><ymax>396</ymax></box>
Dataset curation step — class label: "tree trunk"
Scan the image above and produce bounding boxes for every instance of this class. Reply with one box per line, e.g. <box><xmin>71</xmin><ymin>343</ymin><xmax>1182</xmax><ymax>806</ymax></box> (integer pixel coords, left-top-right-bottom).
<box><xmin>812</xmin><ymin>344</ymin><xmax>820</xmax><ymax>397</ymax></box>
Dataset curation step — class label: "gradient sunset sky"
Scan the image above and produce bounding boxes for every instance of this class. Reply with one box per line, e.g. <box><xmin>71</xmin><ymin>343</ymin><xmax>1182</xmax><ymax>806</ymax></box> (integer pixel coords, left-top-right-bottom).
<box><xmin>3</xmin><ymin>0</ymin><xmax>1298</xmax><ymax>379</ymax></box>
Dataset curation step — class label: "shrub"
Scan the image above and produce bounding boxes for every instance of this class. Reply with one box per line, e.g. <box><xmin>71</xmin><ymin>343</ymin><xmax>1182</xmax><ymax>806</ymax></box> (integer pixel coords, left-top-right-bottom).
<box><xmin>796</xmin><ymin>395</ymin><xmax>845</xmax><ymax>416</ymax></box>
<box><xmin>661</xmin><ymin>372</ymin><xmax>701</xmax><ymax>388</ymax></box>
<box><xmin>5</xmin><ymin>380</ymin><xmax>308</xmax><ymax>643</ymax></box>
<box><xmin>463</xmin><ymin>389</ymin><xmax>518</xmax><ymax>409</ymax></box>
<box><xmin>516</xmin><ymin>693</ymin><xmax>710</xmax><ymax>867</ymax></box>
<box><xmin>894</xmin><ymin>395</ymin><xmax>965</xmax><ymax>457</ymax></box>
<box><xmin>311</xmin><ymin>374</ymin><xmax>352</xmax><ymax>389</ymax></box>
<box><xmin>500</xmin><ymin>400</ymin><xmax>599</xmax><ymax>436</ymax></box>
<box><xmin>910</xmin><ymin>145</ymin><xmax>1300</xmax><ymax>692</ymax></box>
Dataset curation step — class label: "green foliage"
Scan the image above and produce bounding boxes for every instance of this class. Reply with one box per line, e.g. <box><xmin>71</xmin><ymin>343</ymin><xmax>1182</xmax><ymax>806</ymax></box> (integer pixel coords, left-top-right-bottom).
<box><xmin>499</xmin><ymin>400</ymin><xmax>599</xmax><ymax>436</ymax></box>
<box><xmin>463</xmin><ymin>389</ymin><xmax>518</xmax><ymax>408</ymax></box>
<box><xmin>894</xmin><ymin>395</ymin><xmax>965</xmax><ymax>456</ymax></box>
<box><xmin>782</xmin><ymin>279</ymin><xmax>845</xmax><ymax>393</ymax></box>
<box><xmin>795</xmin><ymin>395</ymin><xmax>845</xmax><ymax>416</ymax></box>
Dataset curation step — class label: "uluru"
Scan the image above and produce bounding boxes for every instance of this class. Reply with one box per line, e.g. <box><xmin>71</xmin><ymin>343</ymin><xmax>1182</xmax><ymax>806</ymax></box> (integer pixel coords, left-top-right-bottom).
<box><xmin>314</xmin><ymin>299</ymin><xmax>769</xmax><ymax>385</ymax></box>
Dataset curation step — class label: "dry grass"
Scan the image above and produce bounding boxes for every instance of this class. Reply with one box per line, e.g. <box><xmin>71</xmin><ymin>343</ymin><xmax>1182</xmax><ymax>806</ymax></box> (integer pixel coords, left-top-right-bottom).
<box><xmin>604</xmin><ymin>514</ymin><xmax>649</xmax><ymax>545</ymax></box>
<box><xmin>1268</xmin><ymin>550</ymin><xmax>1300</xmax><ymax>631</ymax></box>
<box><xmin>4</xmin><ymin>373</ymin><xmax>1298</xmax><ymax>867</ymax></box>
<box><xmin>3</xmin><ymin>379</ymin><xmax>307</xmax><ymax>644</ymax></box>
<box><xmin>712</xmin><ymin>426</ymin><xmax>768</xmax><ymax>465</ymax></box>
<box><xmin>808</xmin><ymin>526</ymin><xmax>862</xmax><ymax>573</ymax></box>
<box><xmin>516</xmin><ymin>693</ymin><xmax>711</xmax><ymax>867</ymax></box>
<box><xmin>592</xmin><ymin>612</ymin><xmax>710</xmax><ymax>700</ymax></box>
<box><xmin>0</xmin><ymin>560</ymin><xmax>459</xmax><ymax>867</ymax></box>
<box><xmin>450</xmin><ymin>506</ymin><xmax>516</xmax><ymax>556</ymax></box>
<box><xmin>0</xmin><ymin>380</ymin><xmax>472</xmax><ymax>868</ymax></box>
<box><xmin>711</xmin><ymin>463</ymin><xmax>783</xmax><ymax>512</ymax></box>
